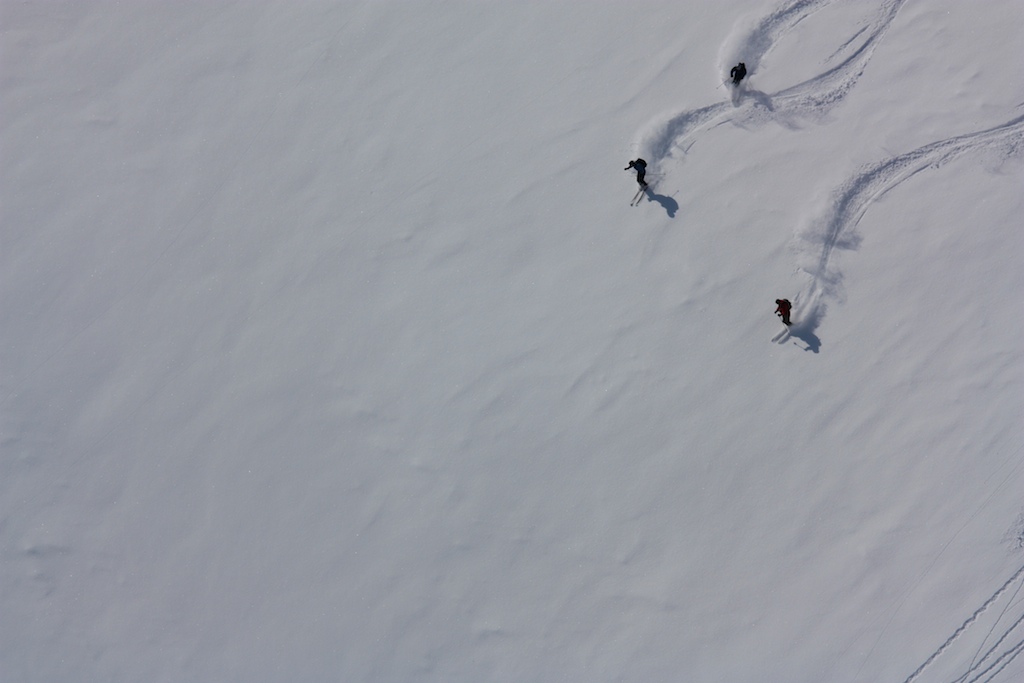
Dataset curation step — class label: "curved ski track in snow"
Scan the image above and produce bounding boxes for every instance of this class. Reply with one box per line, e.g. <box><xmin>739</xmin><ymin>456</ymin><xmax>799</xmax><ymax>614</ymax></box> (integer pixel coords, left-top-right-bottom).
<box><xmin>638</xmin><ymin>0</ymin><xmax>907</xmax><ymax>165</ymax></box>
<box><xmin>900</xmin><ymin>564</ymin><xmax>1024</xmax><ymax>683</ymax></box>
<box><xmin>794</xmin><ymin>114</ymin><xmax>1024</xmax><ymax>333</ymax></box>
<box><xmin>724</xmin><ymin>0</ymin><xmax>835</xmax><ymax>74</ymax></box>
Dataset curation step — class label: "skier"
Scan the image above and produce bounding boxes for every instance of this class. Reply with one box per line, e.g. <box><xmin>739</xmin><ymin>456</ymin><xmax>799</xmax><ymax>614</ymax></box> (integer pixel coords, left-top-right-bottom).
<box><xmin>625</xmin><ymin>158</ymin><xmax>648</xmax><ymax>188</ymax></box>
<box><xmin>730</xmin><ymin>62</ymin><xmax>747</xmax><ymax>85</ymax></box>
<box><xmin>775</xmin><ymin>298</ymin><xmax>792</xmax><ymax>326</ymax></box>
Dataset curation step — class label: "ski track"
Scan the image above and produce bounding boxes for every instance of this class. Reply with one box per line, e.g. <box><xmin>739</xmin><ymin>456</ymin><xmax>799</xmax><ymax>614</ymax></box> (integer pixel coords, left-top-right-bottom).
<box><xmin>729</xmin><ymin>0</ymin><xmax>835</xmax><ymax>73</ymax></box>
<box><xmin>650</xmin><ymin>0</ymin><xmax>1023</xmax><ymax>352</ymax></box>
<box><xmin>794</xmin><ymin>114</ymin><xmax>1024</xmax><ymax>336</ymax></box>
<box><xmin>764</xmin><ymin>0</ymin><xmax>907</xmax><ymax>116</ymax></box>
<box><xmin>648</xmin><ymin>0</ymin><xmax>1024</xmax><ymax>675</ymax></box>
<box><xmin>897</xmin><ymin>564</ymin><xmax>1024</xmax><ymax>683</ymax></box>
<box><xmin>638</xmin><ymin>0</ymin><xmax>907</xmax><ymax>166</ymax></box>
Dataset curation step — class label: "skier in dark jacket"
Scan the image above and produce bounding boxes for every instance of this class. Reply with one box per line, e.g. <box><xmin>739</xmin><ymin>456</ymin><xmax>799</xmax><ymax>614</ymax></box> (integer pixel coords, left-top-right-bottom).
<box><xmin>775</xmin><ymin>298</ymin><xmax>792</xmax><ymax>325</ymax></box>
<box><xmin>730</xmin><ymin>62</ymin><xmax>747</xmax><ymax>85</ymax></box>
<box><xmin>625</xmin><ymin>158</ymin><xmax>648</xmax><ymax>188</ymax></box>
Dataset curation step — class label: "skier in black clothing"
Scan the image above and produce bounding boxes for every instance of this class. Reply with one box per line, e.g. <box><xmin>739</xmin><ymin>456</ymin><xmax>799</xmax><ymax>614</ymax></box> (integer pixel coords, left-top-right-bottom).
<box><xmin>625</xmin><ymin>158</ymin><xmax>648</xmax><ymax>188</ymax></box>
<box><xmin>730</xmin><ymin>62</ymin><xmax>747</xmax><ymax>85</ymax></box>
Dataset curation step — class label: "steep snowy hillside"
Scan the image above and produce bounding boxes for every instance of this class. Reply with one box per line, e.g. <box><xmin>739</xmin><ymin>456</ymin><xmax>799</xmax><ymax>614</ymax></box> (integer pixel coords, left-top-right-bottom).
<box><xmin>2</xmin><ymin>1</ymin><xmax>1022</xmax><ymax>681</ymax></box>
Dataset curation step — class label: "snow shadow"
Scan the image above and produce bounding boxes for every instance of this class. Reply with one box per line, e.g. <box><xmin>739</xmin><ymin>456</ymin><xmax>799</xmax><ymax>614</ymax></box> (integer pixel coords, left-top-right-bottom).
<box><xmin>642</xmin><ymin>188</ymin><xmax>679</xmax><ymax>217</ymax></box>
<box><xmin>787</xmin><ymin>307</ymin><xmax>823</xmax><ymax>353</ymax></box>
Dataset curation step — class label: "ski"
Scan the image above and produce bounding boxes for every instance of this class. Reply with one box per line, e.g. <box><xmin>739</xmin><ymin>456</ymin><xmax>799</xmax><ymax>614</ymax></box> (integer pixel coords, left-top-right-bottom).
<box><xmin>630</xmin><ymin>185</ymin><xmax>647</xmax><ymax>206</ymax></box>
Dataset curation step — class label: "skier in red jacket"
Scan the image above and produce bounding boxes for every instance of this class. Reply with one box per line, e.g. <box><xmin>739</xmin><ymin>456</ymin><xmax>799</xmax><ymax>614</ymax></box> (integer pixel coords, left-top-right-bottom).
<box><xmin>775</xmin><ymin>299</ymin><xmax>792</xmax><ymax>325</ymax></box>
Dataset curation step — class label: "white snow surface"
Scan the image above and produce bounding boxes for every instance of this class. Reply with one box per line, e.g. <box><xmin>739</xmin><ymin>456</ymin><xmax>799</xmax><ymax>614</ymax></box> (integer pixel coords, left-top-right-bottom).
<box><xmin>3</xmin><ymin>1</ymin><xmax>1024</xmax><ymax>681</ymax></box>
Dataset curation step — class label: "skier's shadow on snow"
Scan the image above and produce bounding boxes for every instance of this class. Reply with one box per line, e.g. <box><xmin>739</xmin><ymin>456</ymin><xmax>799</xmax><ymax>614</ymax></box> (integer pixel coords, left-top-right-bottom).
<box><xmin>789</xmin><ymin>323</ymin><xmax>821</xmax><ymax>353</ymax></box>
<box><xmin>643</xmin><ymin>188</ymin><xmax>679</xmax><ymax>217</ymax></box>
<box><xmin>788</xmin><ymin>306</ymin><xmax>823</xmax><ymax>353</ymax></box>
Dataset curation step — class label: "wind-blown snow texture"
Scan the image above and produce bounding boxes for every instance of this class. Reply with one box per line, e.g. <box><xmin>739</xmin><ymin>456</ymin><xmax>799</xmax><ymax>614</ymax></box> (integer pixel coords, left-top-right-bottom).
<box><xmin>2</xmin><ymin>1</ymin><xmax>1023</xmax><ymax>681</ymax></box>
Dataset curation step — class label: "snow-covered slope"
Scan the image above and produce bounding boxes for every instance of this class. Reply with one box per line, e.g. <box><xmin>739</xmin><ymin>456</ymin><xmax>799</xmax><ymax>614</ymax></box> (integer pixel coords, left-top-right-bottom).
<box><xmin>2</xmin><ymin>1</ymin><xmax>1023</xmax><ymax>681</ymax></box>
